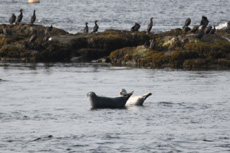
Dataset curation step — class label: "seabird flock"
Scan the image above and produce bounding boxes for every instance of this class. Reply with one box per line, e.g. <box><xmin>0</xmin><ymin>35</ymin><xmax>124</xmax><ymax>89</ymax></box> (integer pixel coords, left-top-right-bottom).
<box><xmin>183</xmin><ymin>16</ymin><xmax>217</xmax><ymax>39</ymax></box>
<box><xmin>2</xmin><ymin>9</ymin><xmax>52</xmax><ymax>43</ymax></box>
<box><xmin>2</xmin><ymin>8</ymin><xmax>230</xmax><ymax>45</ymax></box>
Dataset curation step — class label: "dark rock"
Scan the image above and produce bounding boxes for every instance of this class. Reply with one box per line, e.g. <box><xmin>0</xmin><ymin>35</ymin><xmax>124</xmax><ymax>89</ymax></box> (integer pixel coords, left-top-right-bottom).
<box><xmin>1</xmin><ymin>24</ymin><xmax>230</xmax><ymax>69</ymax></box>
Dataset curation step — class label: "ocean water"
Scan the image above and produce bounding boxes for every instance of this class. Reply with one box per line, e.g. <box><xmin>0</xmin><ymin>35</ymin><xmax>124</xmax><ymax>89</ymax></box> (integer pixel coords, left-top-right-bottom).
<box><xmin>0</xmin><ymin>63</ymin><xmax>230</xmax><ymax>153</ymax></box>
<box><xmin>0</xmin><ymin>0</ymin><xmax>230</xmax><ymax>33</ymax></box>
<box><xmin>1</xmin><ymin>1</ymin><xmax>230</xmax><ymax>152</ymax></box>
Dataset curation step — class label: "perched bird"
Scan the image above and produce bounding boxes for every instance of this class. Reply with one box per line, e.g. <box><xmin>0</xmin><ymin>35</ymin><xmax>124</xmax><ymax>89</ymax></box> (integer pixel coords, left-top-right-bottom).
<box><xmin>45</xmin><ymin>25</ymin><xmax>53</xmax><ymax>35</ymax></box>
<box><xmin>190</xmin><ymin>25</ymin><xmax>200</xmax><ymax>33</ymax></box>
<box><xmin>29</xmin><ymin>30</ymin><xmax>37</xmax><ymax>43</ymax></box>
<box><xmin>16</xmin><ymin>9</ymin><xmax>23</xmax><ymax>24</ymax></box>
<box><xmin>9</xmin><ymin>13</ymin><xmax>16</xmax><ymax>24</ymax></box>
<box><xmin>183</xmin><ymin>18</ymin><xmax>191</xmax><ymax>28</ymax></box>
<box><xmin>83</xmin><ymin>22</ymin><xmax>88</xmax><ymax>34</ymax></box>
<box><xmin>205</xmin><ymin>26</ymin><xmax>212</xmax><ymax>34</ymax></box>
<box><xmin>149</xmin><ymin>38</ymin><xmax>157</xmax><ymax>49</ymax></box>
<box><xmin>183</xmin><ymin>26</ymin><xmax>191</xmax><ymax>32</ymax></box>
<box><xmin>146</xmin><ymin>17</ymin><xmax>153</xmax><ymax>34</ymax></box>
<box><xmin>47</xmin><ymin>25</ymin><xmax>53</xmax><ymax>32</ymax></box>
<box><xmin>200</xmin><ymin>16</ymin><xmax>209</xmax><ymax>30</ymax></box>
<box><xmin>200</xmin><ymin>16</ymin><xmax>209</xmax><ymax>26</ymax></box>
<box><xmin>2</xmin><ymin>24</ymin><xmax>12</xmax><ymax>37</ymax></box>
<box><xmin>209</xmin><ymin>25</ymin><xmax>216</xmax><ymax>34</ymax></box>
<box><xmin>195</xmin><ymin>29</ymin><xmax>205</xmax><ymax>39</ymax></box>
<box><xmin>30</xmin><ymin>10</ymin><xmax>36</xmax><ymax>25</ymax></box>
<box><xmin>92</xmin><ymin>21</ymin><xmax>99</xmax><ymax>33</ymax></box>
<box><xmin>131</xmin><ymin>23</ymin><xmax>141</xmax><ymax>32</ymax></box>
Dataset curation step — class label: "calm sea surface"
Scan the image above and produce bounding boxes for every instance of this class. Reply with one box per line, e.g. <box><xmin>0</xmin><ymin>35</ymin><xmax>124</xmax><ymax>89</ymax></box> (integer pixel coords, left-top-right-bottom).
<box><xmin>1</xmin><ymin>0</ymin><xmax>230</xmax><ymax>152</ymax></box>
<box><xmin>0</xmin><ymin>0</ymin><xmax>230</xmax><ymax>33</ymax></box>
<box><xmin>0</xmin><ymin>63</ymin><xmax>230</xmax><ymax>153</ymax></box>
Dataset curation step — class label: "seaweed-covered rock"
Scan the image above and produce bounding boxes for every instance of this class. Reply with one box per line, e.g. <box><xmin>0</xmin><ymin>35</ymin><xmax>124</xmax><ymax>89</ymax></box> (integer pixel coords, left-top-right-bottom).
<box><xmin>1</xmin><ymin>23</ymin><xmax>230</xmax><ymax>69</ymax></box>
<box><xmin>110</xmin><ymin>30</ymin><xmax>230</xmax><ymax>69</ymax></box>
<box><xmin>0</xmin><ymin>24</ymin><xmax>155</xmax><ymax>62</ymax></box>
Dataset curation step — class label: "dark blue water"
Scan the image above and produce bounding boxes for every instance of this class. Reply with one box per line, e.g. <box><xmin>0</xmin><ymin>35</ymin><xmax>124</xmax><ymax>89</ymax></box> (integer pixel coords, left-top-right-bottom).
<box><xmin>0</xmin><ymin>0</ymin><xmax>230</xmax><ymax>33</ymax></box>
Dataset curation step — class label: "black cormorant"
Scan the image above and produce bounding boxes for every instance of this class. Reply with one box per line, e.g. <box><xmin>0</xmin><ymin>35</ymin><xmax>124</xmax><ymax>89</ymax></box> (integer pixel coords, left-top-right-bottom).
<box><xmin>47</xmin><ymin>25</ymin><xmax>53</xmax><ymax>32</ymax></box>
<box><xmin>190</xmin><ymin>25</ymin><xmax>200</xmax><ymax>33</ymax></box>
<box><xmin>131</xmin><ymin>23</ymin><xmax>141</xmax><ymax>32</ymax></box>
<box><xmin>183</xmin><ymin>26</ymin><xmax>191</xmax><ymax>32</ymax></box>
<box><xmin>84</xmin><ymin>22</ymin><xmax>88</xmax><ymax>33</ymax></box>
<box><xmin>45</xmin><ymin>25</ymin><xmax>53</xmax><ymax>35</ymax></box>
<box><xmin>92</xmin><ymin>21</ymin><xmax>99</xmax><ymax>33</ymax></box>
<box><xmin>16</xmin><ymin>9</ymin><xmax>23</xmax><ymax>24</ymax></box>
<box><xmin>30</xmin><ymin>10</ymin><xmax>36</xmax><ymax>25</ymax></box>
<box><xmin>200</xmin><ymin>16</ymin><xmax>209</xmax><ymax>30</ymax></box>
<box><xmin>195</xmin><ymin>29</ymin><xmax>205</xmax><ymax>39</ymax></box>
<box><xmin>183</xmin><ymin>18</ymin><xmax>191</xmax><ymax>28</ymax></box>
<box><xmin>9</xmin><ymin>13</ymin><xmax>16</xmax><ymax>24</ymax></box>
<box><xmin>209</xmin><ymin>25</ymin><xmax>216</xmax><ymax>34</ymax></box>
<box><xmin>205</xmin><ymin>26</ymin><xmax>212</xmax><ymax>34</ymax></box>
<box><xmin>146</xmin><ymin>17</ymin><xmax>153</xmax><ymax>34</ymax></box>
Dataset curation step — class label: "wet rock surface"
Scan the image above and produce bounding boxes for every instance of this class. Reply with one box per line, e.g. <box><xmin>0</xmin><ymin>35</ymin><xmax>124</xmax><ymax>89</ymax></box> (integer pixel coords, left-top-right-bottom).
<box><xmin>1</xmin><ymin>24</ymin><xmax>230</xmax><ymax>69</ymax></box>
<box><xmin>110</xmin><ymin>28</ymin><xmax>230</xmax><ymax>69</ymax></box>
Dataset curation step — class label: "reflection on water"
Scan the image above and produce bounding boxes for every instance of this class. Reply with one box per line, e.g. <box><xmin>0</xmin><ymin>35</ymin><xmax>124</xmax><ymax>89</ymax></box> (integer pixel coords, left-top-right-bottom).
<box><xmin>0</xmin><ymin>63</ymin><xmax>230</xmax><ymax>153</ymax></box>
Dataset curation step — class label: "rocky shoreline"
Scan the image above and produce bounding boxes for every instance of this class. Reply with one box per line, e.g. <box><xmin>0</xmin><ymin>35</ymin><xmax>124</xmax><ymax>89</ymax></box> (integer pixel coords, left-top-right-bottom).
<box><xmin>1</xmin><ymin>23</ymin><xmax>230</xmax><ymax>69</ymax></box>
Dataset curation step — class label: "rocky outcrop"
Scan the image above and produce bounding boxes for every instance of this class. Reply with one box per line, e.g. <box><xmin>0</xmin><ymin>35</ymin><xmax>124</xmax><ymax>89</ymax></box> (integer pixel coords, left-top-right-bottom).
<box><xmin>1</xmin><ymin>24</ymin><xmax>230</xmax><ymax>69</ymax></box>
<box><xmin>0</xmin><ymin>24</ymin><xmax>152</xmax><ymax>62</ymax></box>
<box><xmin>110</xmin><ymin>30</ymin><xmax>230</xmax><ymax>69</ymax></box>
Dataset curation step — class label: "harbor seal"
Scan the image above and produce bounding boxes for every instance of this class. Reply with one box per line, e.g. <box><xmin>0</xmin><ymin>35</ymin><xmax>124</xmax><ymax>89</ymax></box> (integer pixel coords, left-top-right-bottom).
<box><xmin>120</xmin><ymin>89</ymin><xmax>152</xmax><ymax>106</ymax></box>
<box><xmin>87</xmin><ymin>91</ymin><xmax>133</xmax><ymax>109</ymax></box>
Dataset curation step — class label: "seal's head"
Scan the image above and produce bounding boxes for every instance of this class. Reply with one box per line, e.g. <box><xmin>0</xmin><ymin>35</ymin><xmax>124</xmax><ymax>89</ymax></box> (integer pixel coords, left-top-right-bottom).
<box><xmin>119</xmin><ymin>89</ymin><xmax>127</xmax><ymax>96</ymax></box>
<box><xmin>87</xmin><ymin>92</ymin><xmax>96</xmax><ymax>98</ymax></box>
